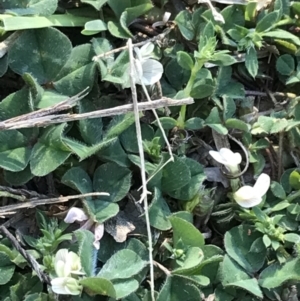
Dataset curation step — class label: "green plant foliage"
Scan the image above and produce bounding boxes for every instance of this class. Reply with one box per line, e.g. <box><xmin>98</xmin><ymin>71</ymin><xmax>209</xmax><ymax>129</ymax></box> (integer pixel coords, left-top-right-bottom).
<box><xmin>9</xmin><ymin>28</ymin><xmax>72</xmax><ymax>84</ymax></box>
<box><xmin>2</xmin><ymin>0</ymin><xmax>300</xmax><ymax>299</ymax></box>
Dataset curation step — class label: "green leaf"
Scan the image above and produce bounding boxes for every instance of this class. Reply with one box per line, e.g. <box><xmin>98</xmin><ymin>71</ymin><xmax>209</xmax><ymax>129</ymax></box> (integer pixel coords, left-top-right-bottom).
<box><xmin>225</xmin><ymin>118</ymin><xmax>250</xmax><ymax>132</ymax></box>
<box><xmin>184</xmin><ymin>117</ymin><xmax>204</xmax><ymax>130</ymax></box>
<box><xmin>0</xmin><ymin>55</ymin><xmax>8</xmax><ymax>77</ymax></box>
<box><xmin>224</xmin><ymin>225</ymin><xmax>266</xmax><ymax>273</ymax></box>
<box><xmin>175</xmin><ymin>11</ymin><xmax>194</xmax><ymax>41</ymax></box>
<box><xmin>80</xmin><ymin>277</ymin><xmax>116</xmax><ymax>297</ymax></box>
<box><xmin>4</xmin><ymin>166</ymin><xmax>33</xmax><ymax>185</ymax></box>
<box><xmin>168</xmin><ymin>157</ymin><xmax>206</xmax><ymax>201</ymax></box>
<box><xmin>1</xmin><ymin>0</ymin><xmax>58</xmax><ymax>16</ymax></box>
<box><xmin>148</xmin><ymin>188</ymin><xmax>172</xmax><ymax>231</ymax></box>
<box><xmin>169</xmin><ymin>216</ymin><xmax>204</xmax><ymax>248</ymax></box>
<box><xmin>97</xmin><ymin>138</ymin><xmax>130</xmax><ymax>167</ymax></box>
<box><xmin>289</xmin><ymin>170</ymin><xmax>300</xmax><ymax>190</ymax></box>
<box><xmin>0</xmin><ymin>130</ymin><xmax>31</xmax><ymax>172</ymax></box>
<box><xmin>104</xmin><ymin>113</ymin><xmax>136</xmax><ymax>139</ymax></box>
<box><xmin>245</xmin><ymin>46</ymin><xmax>258</xmax><ymax>78</ymax></box>
<box><xmin>256</xmin><ymin>11</ymin><xmax>279</xmax><ymax>33</ymax></box>
<box><xmin>190</xmin><ymin>80</ymin><xmax>215</xmax><ymax>99</ymax></box>
<box><xmin>177</xmin><ymin>51</ymin><xmax>193</xmax><ymax>70</ymax></box>
<box><xmin>30</xmin><ymin>124</ymin><xmax>71</xmax><ymax>176</ymax></box>
<box><xmin>81</xmin><ymin>20</ymin><xmax>107</xmax><ymax>35</ymax></box>
<box><xmin>173</xmin><ymin>247</ymin><xmax>204</xmax><ymax>275</ymax></box>
<box><xmin>262</xmin><ymin>29</ymin><xmax>300</xmax><ymax>46</ymax></box>
<box><xmin>221</xmin><ymin>255</ymin><xmax>263</xmax><ymax>298</ymax></box>
<box><xmin>0</xmin><ymin>252</ymin><xmax>15</xmax><ymax>285</ymax></box>
<box><xmin>259</xmin><ymin>257</ymin><xmax>300</xmax><ymax>288</ymax></box>
<box><xmin>74</xmin><ymin>230</ymin><xmax>97</xmax><ymax>276</ymax></box>
<box><xmin>84</xmin><ymin>199</ymin><xmax>119</xmax><ymax>223</ymax></box>
<box><xmin>93</xmin><ymin>162</ymin><xmax>131</xmax><ymax>203</ymax></box>
<box><xmin>223</xmin><ymin>96</ymin><xmax>236</xmax><ymax>120</ymax></box>
<box><xmin>54</xmin><ymin>44</ymin><xmax>96</xmax><ymax>95</ymax></box>
<box><xmin>153</xmin><ymin>117</ymin><xmax>177</xmax><ymax>130</ymax></box>
<box><xmin>270</xmin><ymin>181</ymin><xmax>286</xmax><ymax>199</ymax></box>
<box><xmin>97</xmin><ymin>249</ymin><xmax>147</xmax><ymax>280</ymax></box>
<box><xmin>8</xmin><ymin>28</ymin><xmax>72</xmax><ymax>84</ymax></box>
<box><xmin>209</xmin><ymin>53</ymin><xmax>236</xmax><ymax>66</ymax></box>
<box><xmin>276</xmin><ymin>54</ymin><xmax>295</xmax><ymax>75</ymax></box>
<box><xmin>63</xmin><ymin>136</ymin><xmax>116</xmax><ymax>161</ymax></box>
<box><xmin>78</xmin><ymin>101</ymin><xmax>103</xmax><ymax>145</ymax></box>
<box><xmin>161</xmin><ymin>157</ymin><xmax>191</xmax><ymax>193</ymax></box>
<box><xmin>157</xmin><ymin>275</ymin><xmax>202</xmax><ymax>301</ymax></box>
<box><xmin>62</xmin><ymin>167</ymin><xmax>93</xmax><ymax>195</ymax></box>
<box><xmin>205</xmin><ymin>107</ymin><xmax>228</xmax><ymax>135</ymax></box>
<box><xmin>284</xmin><ymin>233</ymin><xmax>300</xmax><ymax>243</ymax></box>
<box><xmin>112</xmin><ymin>278</ymin><xmax>139</xmax><ymax>299</ymax></box>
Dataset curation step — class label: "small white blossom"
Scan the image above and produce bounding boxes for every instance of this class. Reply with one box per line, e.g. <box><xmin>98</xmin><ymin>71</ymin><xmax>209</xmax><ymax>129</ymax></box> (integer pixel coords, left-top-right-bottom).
<box><xmin>51</xmin><ymin>277</ymin><xmax>81</xmax><ymax>295</ymax></box>
<box><xmin>54</xmin><ymin>249</ymin><xmax>83</xmax><ymax>277</ymax></box>
<box><xmin>64</xmin><ymin>207</ymin><xmax>104</xmax><ymax>250</ymax></box>
<box><xmin>209</xmin><ymin>148</ymin><xmax>242</xmax><ymax>175</ymax></box>
<box><xmin>51</xmin><ymin>249</ymin><xmax>83</xmax><ymax>295</ymax></box>
<box><xmin>133</xmin><ymin>43</ymin><xmax>163</xmax><ymax>86</ymax></box>
<box><xmin>233</xmin><ymin>173</ymin><xmax>270</xmax><ymax>208</ymax></box>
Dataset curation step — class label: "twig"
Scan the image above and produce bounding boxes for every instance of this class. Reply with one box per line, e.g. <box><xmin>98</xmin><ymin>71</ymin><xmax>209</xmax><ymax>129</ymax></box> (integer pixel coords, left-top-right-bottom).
<box><xmin>0</xmin><ymin>225</ymin><xmax>51</xmax><ymax>284</ymax></box>
<box><xmin>278</xmin><ymin>131</ymin><xmax>284</xmax><ymax>182</ymax></box>
<box><xmin>2</xmin><ymin>87</ymin><xmax>89</xmax><ymax>124</ymax></box>
<box><xmin>128</xmin><ymin>39</ymin><xmax>155</xmax><ymax>301</ymax></box>
<box><xmin>245</xmin><ymin>90</ymin><xmax>296</xmax><ymax>99</ymax></box>
<box><xmin>153</xmin><ymin>261</ymin><xmax>171</xmax><ymax>276</ymax></box>
<box><xmin>0</xmin><ymin>192</ymin><xmax>109</xmax><ymax>215</ymax></box>
<box><xmin>0</xmin><ymin>31</ymin><xmax>22</xmax><ymax>58</ymax></box>
<box><xmin>0</xmin><ymin>97</ymin><xmax>194</xmax><ymax>130</ymax></box>
<box><xmin>92</xmin><ymin>27</ymin><xmax>173</xmax><ymax>61</ymax></box>
<box><xmin>0</xmin><ymin>185</ymin><xmax>49</xmax><ymax>199</ymax></box>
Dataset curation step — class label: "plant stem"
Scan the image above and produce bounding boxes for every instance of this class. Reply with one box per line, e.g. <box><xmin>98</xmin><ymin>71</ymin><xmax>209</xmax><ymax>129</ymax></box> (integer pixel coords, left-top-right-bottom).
<box><xmin>178</xmin><ymin>61</ymin><xmax>204</xmax><ymax>128</ymax></box>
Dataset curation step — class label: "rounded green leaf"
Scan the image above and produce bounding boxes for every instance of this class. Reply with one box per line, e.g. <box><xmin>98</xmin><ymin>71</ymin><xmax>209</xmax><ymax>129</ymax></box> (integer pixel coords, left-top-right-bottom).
<box><xmin>276</xmin><ymin>54</ymin><xmax>295</xmax><ymax>75</ymax></box>
<box><xmin>177</xmin><ymin>51</ymin><xmax>193</xmax><ymax>70</ymax></box>
<box><xmin>0</xmin><ymin>252</ymin><xmax>15</xmax><ymax>285</ymax></box>
<box><xmin>169</xmin><ymin>216</ymin><xmax>204</xmax><ymax>248</ymax></box>
<box><xmin>289</xmin><ymin>170</ymin><xmax>300</xmax><ymax>190</ymax></box>
<box><xmin>97</xmin><ymin>249</ymin><xmax>147</xmax><ymax>280</ymax></box>
<box><xmin>80</xmin><ymin>277</ymin><xmax>116</xmax><ymax>298</ymax></box>
<box><xmin>93</xmin><ymin>162</ymin><xmax>131</xmax><ymax>203</ymax></box>
<box><xmin>9</xmin><ymin>28</ymin><xmax>72</xmax><ymax>84</ymax></box>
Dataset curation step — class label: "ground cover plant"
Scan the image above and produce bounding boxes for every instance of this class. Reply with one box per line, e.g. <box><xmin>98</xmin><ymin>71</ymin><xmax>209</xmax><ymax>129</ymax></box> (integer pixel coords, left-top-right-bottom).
<box><xmin>1</xmin><ymin>0</ymin><xmax>300</xmax><ymax>300</ymax></box>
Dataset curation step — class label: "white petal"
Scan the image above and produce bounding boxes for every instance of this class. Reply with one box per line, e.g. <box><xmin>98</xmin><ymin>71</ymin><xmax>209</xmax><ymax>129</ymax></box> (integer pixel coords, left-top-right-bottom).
<box><xmin>140</xmin><ymin>59</ymin><xmax>163</xmax><ymax>85</ymax></box>
<box><xmin>64</xmin><ymin>207</ymin><xmax>88</xmax><ymax>223</ymax></box>
<box><xmin>94</xmin><ymin>223</ymin><xmax>104</xmax><ymax>241</ymax></box>
<box><xmin>254</xmin><ymin>173</ymin><xmax>270</xmax><ymax>197</ymax></box>
<box><xmin>93</xmin><ymin>240</ymin><xmax>100</xmax><ymax>250</ymax></box>
<box><xmin>233</xmin><ymin>186</ymin><xmax>262</xmax><ymax>208</ymax></box>
<box><xmin>163</xmin><ymin>12</ymin><xmax>171</xmax><ymax>23</ymax></box>
<box><xmin>209</xmin><ymin>150</ymin><xmax>227</xmax><ymax>165</ymax></box>
<box><xmin>93</xmin><ymin>223</ymin><xmax>104</xmax><ymax>250</ymax></box>
<box><xmin>51</xmin><ymin>278</ymin><xmax>71</xmax><ymax>295</ymax></box>
<box><xmin>219</xmin><ymin>148</ymin><xmax>241</xmax><ymax>165</ymax></box>
<box><xmin>139</xmin><ymin>43</ymin><xmax>154</xmax><ymax>59</ymax></box>
<box><xmin>55</xmin><ymin>249</ymin><xmax>71</xmax><ymax>277</ymax></box>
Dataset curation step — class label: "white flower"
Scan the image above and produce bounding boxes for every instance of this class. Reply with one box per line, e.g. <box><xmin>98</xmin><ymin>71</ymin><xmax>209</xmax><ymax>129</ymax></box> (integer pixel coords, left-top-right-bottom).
<box><xmin>51</xmin><ymin>249</ymin><xmax>83</xmax><ymax>295</ymax></box>
<box><xmin>51</xmin><ymin>277</ymin><xmax>81</xmax><ymax>295</ymax></box>
<box><xmin>133</xmin><ymin>43</ymin><xmax>163</xmax><ymax>86</ymax></box>
<box><xmin>54</xmin><ymin>249</ymin><xmax>83</xmax><ymax>277</ymax></box>
<box><xmin>64</xmin><ymin>207</ymin><xmax>104</xmax><ymax>250</ymax></box>
<box><xmin>233</xmin><ymin>173</ymin><xmax>271</xmax><ymax>208</ymax></box>
<box><xmin>209</xmin><ymin>148</ymin><xmax>242</xmax><ymax>175</ymax></box>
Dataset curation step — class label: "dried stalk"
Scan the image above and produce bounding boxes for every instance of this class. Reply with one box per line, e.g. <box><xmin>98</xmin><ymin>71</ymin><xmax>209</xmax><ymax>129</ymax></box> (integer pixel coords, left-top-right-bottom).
<box><xmin>128</xmin><ymin>39</ymin><xmax>155</xmax><ymax>301</ymax></box>
<box><xmin>0</xmin><ymin>192</ymin><xmax>109</xmax><ymax>215</ymax></box>
<box><xmin>0</xmin><ymin>225</ymin><xmax>51</xmax><ymax>284</ymax></box>
<box><xmin>0</xmin><ymin>97</ymin><xmax>194</xmax><ymax>130</ymax></box>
